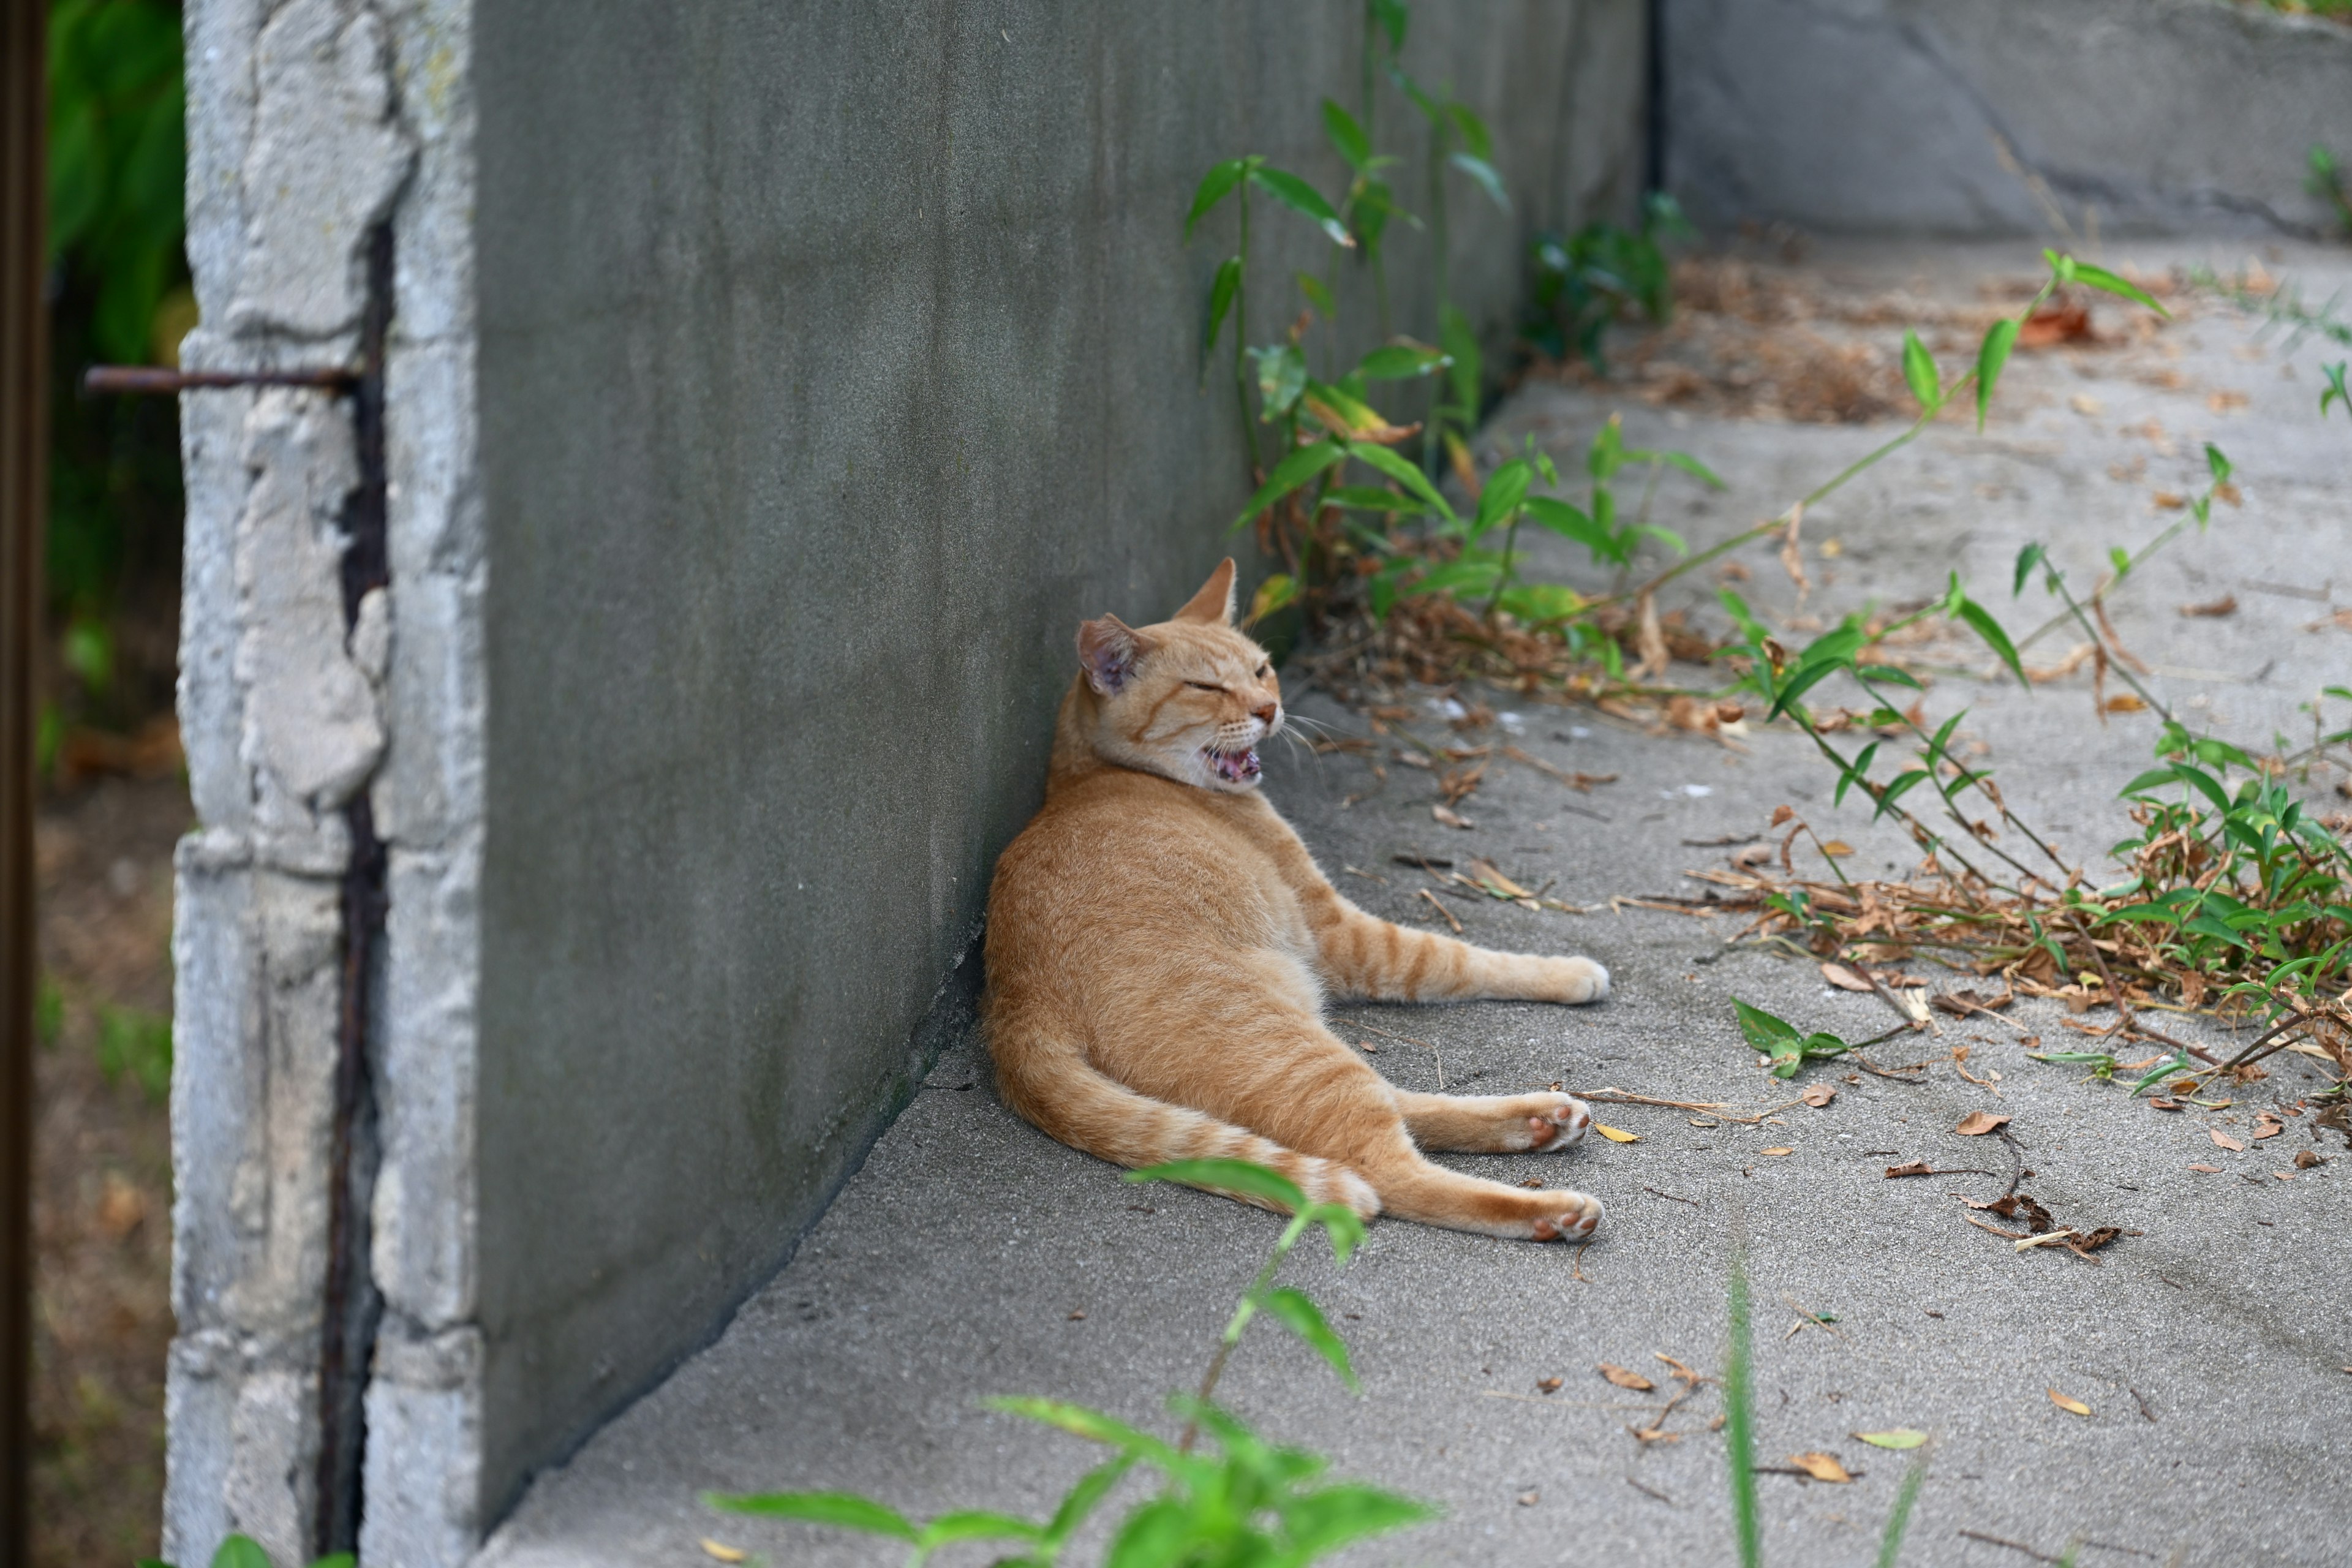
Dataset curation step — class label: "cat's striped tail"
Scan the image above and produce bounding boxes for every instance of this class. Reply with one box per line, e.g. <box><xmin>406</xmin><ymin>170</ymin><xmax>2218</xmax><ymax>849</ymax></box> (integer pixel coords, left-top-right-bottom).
<box><xmin>988</xmin><ymin>1024</ymin><xmax>1380</xmax><ymax>1220</ymax></box>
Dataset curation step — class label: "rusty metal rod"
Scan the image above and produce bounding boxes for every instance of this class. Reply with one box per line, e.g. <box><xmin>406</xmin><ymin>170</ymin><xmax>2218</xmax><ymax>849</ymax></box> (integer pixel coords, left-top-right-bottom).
<box><xmin>82</xmin><ymin>363</ymin><xmax>357</xmax><ymax>396</ymax></box>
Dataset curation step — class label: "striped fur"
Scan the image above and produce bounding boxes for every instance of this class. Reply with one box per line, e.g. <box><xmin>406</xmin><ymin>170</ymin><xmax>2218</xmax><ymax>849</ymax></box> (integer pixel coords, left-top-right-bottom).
<box><xmin>982</xmin><ymin>560</ymin><xmax>1611</xmax><ymax>1242</ymax></box>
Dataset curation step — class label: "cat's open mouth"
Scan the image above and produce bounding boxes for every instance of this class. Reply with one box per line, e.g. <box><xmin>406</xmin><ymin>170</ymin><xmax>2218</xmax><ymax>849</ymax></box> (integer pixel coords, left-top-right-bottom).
<box><xmin>1204</xmin><ymin>744</ymin><xmax>1261</xmax><ymax>783</ymax></box>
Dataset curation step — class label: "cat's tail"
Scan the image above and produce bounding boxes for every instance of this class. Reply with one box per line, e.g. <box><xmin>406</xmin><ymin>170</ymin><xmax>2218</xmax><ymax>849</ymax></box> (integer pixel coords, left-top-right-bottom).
<box><xmin>989</xmin><ymin>1023</ymin><xmax>1380</xmax><ymax>1221</ymax></box>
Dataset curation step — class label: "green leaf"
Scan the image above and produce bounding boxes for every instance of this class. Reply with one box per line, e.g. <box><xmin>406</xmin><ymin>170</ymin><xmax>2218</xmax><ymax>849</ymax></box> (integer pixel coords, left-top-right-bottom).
<box><xmin>1876</xmin><ymin>767</ymin><xmax>1932</xmax><ymax>818</ymax></box>
<box><xmin>1203</xmin><ymin>256</ymin><xmax>1241</xmax><ymax>363</ymax></box>
<box><xmin>1309</xmin><ymin>1200</ymin><xmax>1368</xmax><ymax>1265</ymax></box>
<box><xmin>1127</xmin><ymin>1157</ymin><xmax>1309</xmax><ymax>1213</ymax></box>
<box><xmin>1355</xmin><ymin>342</ymin><xmax>1449</xmax><ymax>380</ymax></box>
<box><xmin>1370</xmin><ymin>0</ymin><xmax>1408</xmax><ymax>51</ymax></box>
<box><xmin>1046</xmin><ymin>1456</ymin><xmax>1136</xmax><ymax>1545</ymax></box>
<box><xmin>1855</xmin><ymin>663</ymin><xmax>1922</xmax><ymax>689</ymax></box>
<box><xmin>987</xmin><ymin>1398</ymin><xmax>1184</xmax><ymax>1468</ymax></box>
<box><xmin>1296</xmin><ymin>269</ymin><xmax>1336</xmax><ymax>319</ymax></box>
<box><xmin>1447</xmin><ymin>151</ymin><xmax>1509</xmax><ymax>213</ymax></box>
<box><xmin>1265</xmin><ymin>1287</ymin><xmax>1360</xmax><ymax>1390</ymax></box>
<box><xmin>1322</xmin><ymin>99</ymin><xmax>1371</xmax><ymax>172</ymax></box>
<box><xmin>1403</xmin><ymin>559</ymin><xmax>1503</xmax><ymax>599</ymax></box>
<box><xmin>1104</xmin><ymin>1496</ymin><xmax>1194</xmax><ymax>1568</ymax></box>
<box><xmin>2045</xmin><ymin>251</ymin><xmax>2169</xmax><ymax>317</ymax></box>
<box><xmin>1471</xmin><ymin>458</ymin><xmax>1532</xmax><ymax>543</ymax></box>
<box><xmin>919</xmin><ymin>1510</ymin><xmax>1048</xmax><ymax>1550</ymax></box>
<box><xmin>2012</xmin><ymin>543</ymin><xmax>2046</xmax><ymax>597</ymax></box>
<box><xmin>1902</xmin><ymin>330</ymin><xmax>1941</xmax><ymax>410</ymax></box>
<box><xmin>1247</xmin><ymin>572</ymin><xmax>1300</xmax><ymax>625</ymax></box>
<box><xmin>1836</xmin><ymin>741</ymin><xmax>1880</xmax><ymax>807</ymax></box>
<box><xmin>309</xmin><ymin>1559</ymin><xmax>356</xmax><ymax>1568</ymax></box>
<box><xmin>703</xmin><ymin>1491</ymin><xmax>919</xmax><ymax>1539</ymax></box>
<box><xmin>1248</xmin><ymin>165</ymin><xmax>1354</xmax><ymax>247</ymax></box>
<box><xmin>1522</xmin><ymin>495</ymin><xmax>1602</xmax><ymax>549</ymax></box>
<box><xmin>1656</xmin><ymin>449</ymin><xmax>1726</xmax><ymax>489</ymax></box>
<box><xmin>1975</xmin><ymin>317</ymin><xmax>2019</xmax><ymax>432</ymax></box>
<box><xmin>1280</xmin><ymin>1482</ymin><xmax>1439</xmax><ymax>1556</ymax></box>
<box><xmin>1348</xmin><ymin>440</ymin><xmax>1457</xmax><ymax>525</ymax></box>
<box><xmin>1856</xmin><ymin>1427</ymin><xmax>1931</xmax><ymax>1450</ymax></box>
<box><xmin>1955</xmin><ymin>598</ymin><xmax>2027</xmax><ymax>687</ymax></box>
<box><xmin>1445</xmin><ymin>102</ymin><xmax>1495</xmax><ymax>160</ymax></box>
<box><xmin>211</xmin><ymin>1539</ymin><xmax>276</xmax><ymax>1568</ymax></box>
<box><xmin>1321</xmin><ymin>484</ymin><xmax>1433</xmax><ymax>516</ymax></box>
<box><xmin>1733</xmin><ymin>999</ymin><xmax>1799</xmax><ymax>1048</ymax></box>
<box><xmin>2109</xmin><ymin>545</ymin><xmax>2132</xmax><ymax>580</ymax></box>
<box><xmin>1439</xmin><ymin>304</ymin><xmax>1482</xmax><ymax>420</ymax></box>
<box><xmin>2205</xmin><ymin>442</ymin><xmax>2233</xmax><ymax>484</ymax></box>
<box><xmin>1226</xmin><ymin>440</ymin><xmax>1345</xmax><ymax>535</ymax></box>
<box><xmin>1251</xmin><ymin>343</ymin><xmax>1308</xmax><ymax>420</ymax></box>
<box><xmin>1185</xmin><ymin>157</ymin><xmax>1253</xmax><ymax>240</ymax></box>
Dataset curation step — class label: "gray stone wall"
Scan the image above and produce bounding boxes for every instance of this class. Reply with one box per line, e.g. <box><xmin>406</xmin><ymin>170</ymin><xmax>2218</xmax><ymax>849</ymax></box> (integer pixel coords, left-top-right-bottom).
<box><xmin>1665</xmin><ymin>0</ymin><xmax>2352</xmax><ymax>237</ymax></box>
<box><xmin>165</xmin><ymin>1</ymin><xmax>1645</xmax><ymax>1560</ymax></box>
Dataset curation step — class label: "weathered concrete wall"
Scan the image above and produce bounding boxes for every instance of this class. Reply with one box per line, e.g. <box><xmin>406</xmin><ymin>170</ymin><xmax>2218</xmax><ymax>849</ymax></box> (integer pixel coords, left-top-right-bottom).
<box><xmin>470</xmin><ymin>0</ymin><xmax>1643</xmax><ymax>1529</ymax></box>
<box><xmin>169</xmin><ymin>0</ymin><xmax>481</xmax><ymax>1564</ymax></box>
<box><xmin>167</xmin><ymin>0</ymin><xmax>1645</xmax><ymax>1561</ymax></box>
<box><xmin>1664</xmin><ymin>0</ymin><xmax>2352</xmax><ymax>237</ymax></box>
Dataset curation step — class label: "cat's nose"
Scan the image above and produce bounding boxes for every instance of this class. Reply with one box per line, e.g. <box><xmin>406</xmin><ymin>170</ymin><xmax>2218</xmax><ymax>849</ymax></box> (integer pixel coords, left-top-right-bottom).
<box><xmin>1253</xmin><ymin>701</ymin><xmax>1279</xmax><ymax>726</ymax></box>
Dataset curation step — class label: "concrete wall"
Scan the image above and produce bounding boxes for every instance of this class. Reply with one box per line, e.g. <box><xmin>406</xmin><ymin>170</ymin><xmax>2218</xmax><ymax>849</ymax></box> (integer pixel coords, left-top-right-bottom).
<box><xmin>470</xmin><ymin>0</ymin><xmax>1643</xmax><ymax>1529</ymax></box>
<box><xmin>165</xmin><ymin>1</ymin><xmax>1647</xmax><ymax>1561</ymax></box>
<box><xmin>1665</xmin><ymin>0</ymin><xmax>2352</xmax><ymax>237</ymax></box>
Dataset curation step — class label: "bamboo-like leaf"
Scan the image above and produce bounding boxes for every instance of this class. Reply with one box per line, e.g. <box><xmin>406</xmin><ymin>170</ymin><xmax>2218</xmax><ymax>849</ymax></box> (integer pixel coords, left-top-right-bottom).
<box><xmin>703</xmin><ymin>1492</ymin><xmax>919</xmax><ymax>1540</ymax></box>
<box><xmin>1248</xmin><ymin>166</ymin><xmax>1354</xmax><ymax>247</ymax></box>
<box><xmin>1308</xmin><ymin>1201</ymin><xmax>1368</xmax><ymax>1264</ymax></box>
<box><xmin>1296</xmin><ymin>270</ymin><xmax>1335</xmax><ymax>319</ymax></box>
<box><xmin>1265</xmin><ymin>1286</ymin><xmax>1360</xmax><ymax>1390</ymax></box>
<box><xmin>1280</xmin><ymin>1483</ymin><xmax>1438</xmax><ymax>1556</ymax></box>
<box><xmin>1184</xmin><ymin>157</ymin><xmax>1253</xmax><ymax>240</ymax></box>
<box><xmin>1127</xmin><ymin>1157</ymin><xmax>1309</xmax><ymax>1213</ymax></box>
<box><xmin>1202</xmin><ymin>256</ymin><xmax>1241</xmax><ymax>364</ymax></box>
<box><xmin>1251</xmin><ymin>343</ymin><xmax>1308</xmax><ymax>420</ymax></box>
<box><xmin>1955</xmin><ymin>597</ymin><xmax>2026</xmax><ymax>686</ymax></box>
<box><xmin>919</xmin><ymin>1511</ymin><xmax>1047</xmax><ymax>1550</ymax></box>
<box><xmin>1470</xmin><ymin>458</ymin><xmax>1532</xmax><ymax>543</ymax></box>
<box><xmin>210</xmin><ymin>1539</ymin><xmax>276</xmax><ymax>1568</ymax></box>
<box><xmin>1246</xmin><ymin>573</ymin><xmax>1299</xmax><ymax>626</ymax></box>
<box><xmin>1348</xmin><ymin>440</ymin><xmax>1457</xmax><ymax>524</ymax></box>
<box><xmin>2045</xmin><ymin>249</ymin><xmax>2168</xmax><ymax>317</ymax></box>
<box><xmin>1045</xmin><ymin>1457</ymin><xmax>1136</xmax><ymax>1545</ymax></box>
<box><xmin>2012</xmin><ymin>542</ymin><xmax>2046</xmax><ymax>597</ymax></box>
<box><xmin>1444</xmin><ymin>102</ymin><xmax>1494</xmax><ymax>161</ymax></box>
<box><xmin>1226</xmin><ymin>440</ymin><xmax>1344</xmax><ymax>535</ymax></box>
<box><xmin>1902</xmin><ymin>329</ymin><xmax>1940</xmax><ymax>410</ymax></box>
<box><xmin>1322</xmin><ymin>99</ymin><xmax>1371</xmax><ymax>172</ymax></box>
<box><xmin>1448</xmin><ymin>151</ymin><xmax>1509</xmax><ymax>213</ymax></box>
<box><xmin>1975</xmin><ymin>318</ymin><xmax>2019</xmax><ymax>431</ymax></box>
<box><xmin>1355</xmin><ymin>342</ymin><xmax>1449</xmax><ymax>380</ymax></box>
<box><xmin>1654</xmin><ymin>448</ymin><xmax>1726</xmax><ymax>489</ymax></box>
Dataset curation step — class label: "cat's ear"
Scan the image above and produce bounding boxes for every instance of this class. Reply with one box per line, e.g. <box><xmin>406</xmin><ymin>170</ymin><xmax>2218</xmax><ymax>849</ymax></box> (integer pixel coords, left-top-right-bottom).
<box><xmin>1077</xmin><ymin>614</ymin><xmax>1144</xmax><ymax>695</ymax></box>
<box><xmin>1172</xmin><ymin>557</ymin><xmax>1237</xmax><ymax>625</ymax></box>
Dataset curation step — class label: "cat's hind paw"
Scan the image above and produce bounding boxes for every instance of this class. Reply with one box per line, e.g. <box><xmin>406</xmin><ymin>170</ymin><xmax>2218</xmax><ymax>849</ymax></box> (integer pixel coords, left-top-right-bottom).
<box><xmin>1538</xmin><ymin>956</ymin><xmax>1610</xmax><ymax>1005</ymax></box>
<box><xmin>1528</xmin><ymin>1190</ymin><xmax>1604</xmax><ymax>1242</ymax></box>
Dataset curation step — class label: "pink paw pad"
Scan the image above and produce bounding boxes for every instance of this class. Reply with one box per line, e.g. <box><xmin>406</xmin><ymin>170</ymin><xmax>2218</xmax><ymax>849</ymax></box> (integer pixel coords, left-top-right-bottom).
<box><xmin>1531</xmin><ymin>1201</ymin><xmax>1602</xmax><ymax>1242</ymax></box>
<box><xmin>1525</xmin><ymin>1097</ymin><xmax>1591</xmax><ymax>1149</ymax></box>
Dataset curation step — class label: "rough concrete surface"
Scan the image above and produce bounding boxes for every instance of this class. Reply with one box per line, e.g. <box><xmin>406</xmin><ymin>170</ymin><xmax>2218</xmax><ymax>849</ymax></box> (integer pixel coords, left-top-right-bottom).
<box><xmin>480</xmin><ymin>238</ymin><xmax>2352</xmax><ymax>1565</ymax></box>
<box><xmin>1665</xmin><ymin>0</ymin><xmax>2352</xmax><ymax>238</ymax></box>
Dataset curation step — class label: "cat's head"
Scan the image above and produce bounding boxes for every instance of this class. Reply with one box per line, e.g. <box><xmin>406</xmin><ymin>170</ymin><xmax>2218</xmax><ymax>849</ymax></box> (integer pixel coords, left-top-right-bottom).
<box><xmin>1069</xmin><ymin>559</ymin><xmax>1284</xmax><ymax>794</ymax></box>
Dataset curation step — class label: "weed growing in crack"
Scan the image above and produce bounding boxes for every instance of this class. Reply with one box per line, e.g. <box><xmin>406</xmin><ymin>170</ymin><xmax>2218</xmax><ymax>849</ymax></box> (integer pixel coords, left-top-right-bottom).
<box><xmin>701</xmin><ymin>1159</ymin><xmax>1433</xmax><ymax>1566</ymax></box>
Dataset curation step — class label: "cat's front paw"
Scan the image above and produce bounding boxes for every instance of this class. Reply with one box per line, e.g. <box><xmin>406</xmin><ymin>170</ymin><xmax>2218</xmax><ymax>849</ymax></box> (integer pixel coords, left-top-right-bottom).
<box><xmin>1518</xmin><ymin>1093</ymin><xmax>1592</xmax><ymax>1151</ymax></box>
<box><xmin>1537</xmin><ymin>956</ymin><xmax>1610</xmax><ymax>1005</ymax></box>
<box><xmin>1528</xmin><ymin>1189</ymin><xmax>1604</xmax><ymax>1241</ymax></box>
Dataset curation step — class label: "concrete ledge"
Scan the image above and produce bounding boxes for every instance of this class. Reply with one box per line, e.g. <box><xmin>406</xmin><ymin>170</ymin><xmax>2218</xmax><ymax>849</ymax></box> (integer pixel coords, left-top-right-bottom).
<box><xmin>1665</xmin><ymin>0</ymin><xmax>2352</xmax><ymax>236</ymax></box>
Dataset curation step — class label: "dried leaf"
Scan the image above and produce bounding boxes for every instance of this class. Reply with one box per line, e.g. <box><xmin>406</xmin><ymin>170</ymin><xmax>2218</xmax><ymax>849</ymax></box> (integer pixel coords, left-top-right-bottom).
<box><xmin>1594</xmin><ymin>1123</ymin><xmax>1640</xmax><ymax>1144</ymax></box>
<box><xmin>2187</xmin><ymin>1163</ymin><xmax>2221</xmax><ymax>1173</ymax></box>
<box><xmin>1761</xmin><ymin>1146</ymin><xmax>1795</xmax><ymax>1157</ymax></box>
<box><xmin>2250</xmin><ymin>1123</ymin><xmax>2283</xmax><ymax>1140</ymax></box>
<box><xmin>1634</xmin><ymin>593</ymin><xmax>1668</xmax><ymax>680</ymax></box>
<box><xmin>2179</xmin><ymin>594</ymin><xmax>2237</xmax><ymax>618</ymax></box>
<box><xmin>1787</xmin><ymin>1452</ymin><xmax>1853</xmax><ymax>1483</ymax></box>
<box><xmin>1954</xmin><ymin>1112</ymin><xmax>2011</xmax><ymax>1136</ymax></box>
<box><xmin>1853</xmin><ymin>1429</ymin><xmax>1929</xmax><ymax>1450</ymax></box>
<box><xmin>1467</xmin><ymin>858</ymin><xmax>1531</xmax><ymax>898</ymax></box>
<box><xmin>2295</xmin><ymin>1150</ymin><xmax>2326</xmax><ymax>1169</ymax></box>
<box><xmin>1801</xmin><ymin>1084</ymin><xmax>1837</xmax><ymax>1108</ymax></box>
<box><xmin>1819</xmin><ymin>840</ymin><xmax>1856</xmax><ymax>858</ymax></box>
<box><xmin>2103</xmin><ymin>693</ymin><xmax>2148</xmax><ymax>714</ymax></box>
<box><xmin>1598</xmin><ymin>1362</ymin><xmax>1656</xmax><ymax>1392</ymax></box>
<box><xmin>1770</xmin><ymin>804</ymin><xmax>1796</xmax><ymax>827</ymax></box>
<box><xmin>1431</xmin><ymin>804</ymin><xmax>1475</xmax><ymax>830</ymax></box>
<box><xmin>2048</xmin><ymin>1389</ymin><xmax>2092</xmax><ymax>1417</ymax></box>
<box><xmin>2209</xmin><ymin>1128</ymin><xmax>2245</xmax><ymax>1152</ymax></box>
<box><xmin>1885</xmin><ymin>1161</ymin><xmax>1935</xmax><ymax>1178</ymax></box>
<box><xmin>701</xmin><ymin>1542</ymin><xmax>749</xmax><ymax>1564</ymax></box>
<box><xmin>1536</xmin><ymin>1376</ymin><xmax>1564</xmax><ymax>1393</ymax></box>
<box><xmin>1819</xmin><ymin>962</ymin><xmax>1873</xmax><ymax>993</ymax></box>
<box><xmin>1779</xmin><ymin>503</ymin><xmax>1810</xmax><ymax>601</ymax></box>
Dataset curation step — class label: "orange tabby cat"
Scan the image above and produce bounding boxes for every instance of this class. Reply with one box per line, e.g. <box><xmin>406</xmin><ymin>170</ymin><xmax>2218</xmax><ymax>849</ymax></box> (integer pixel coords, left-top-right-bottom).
<box><xmin>983</xmin><ymin>559</ymin><xmax>1611</xmax><ymax>1241</ymax></box>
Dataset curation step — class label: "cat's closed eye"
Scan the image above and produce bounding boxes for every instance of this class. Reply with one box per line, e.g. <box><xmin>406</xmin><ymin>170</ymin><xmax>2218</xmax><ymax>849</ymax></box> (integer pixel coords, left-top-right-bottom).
<box><xmin>1185</xmin><ymin>680</ymin><xmax>1227</xmax><ymax>694</ymax></box>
